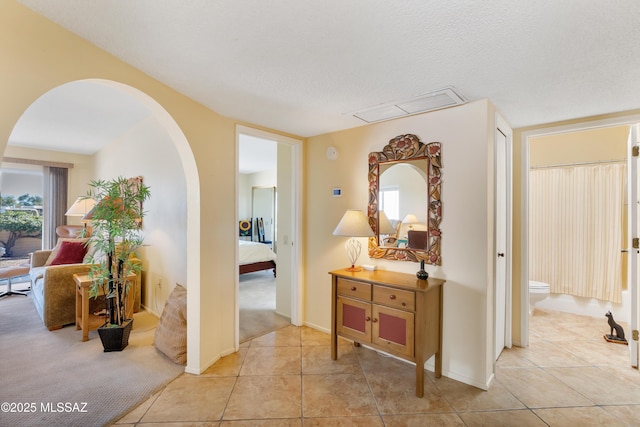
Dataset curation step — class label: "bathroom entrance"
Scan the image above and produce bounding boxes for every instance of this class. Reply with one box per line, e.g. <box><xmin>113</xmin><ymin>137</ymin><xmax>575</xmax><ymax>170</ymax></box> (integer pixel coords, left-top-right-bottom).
<box><xmin>523</xmin><ymin>117</ymin><xmax>640</xmax><ymax>368</ymax></box>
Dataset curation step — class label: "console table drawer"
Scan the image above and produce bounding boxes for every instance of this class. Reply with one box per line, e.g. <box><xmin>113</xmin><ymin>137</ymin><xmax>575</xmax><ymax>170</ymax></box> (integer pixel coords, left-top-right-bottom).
<box><xmin>373</xmin><ymin>285</ymin><xmax>415</xmax><ymax>311</ymax></box>
<box><xmin>337</xmin><ymin>278</ymin><xmax>371</xmax><ymax>300</ymax></box>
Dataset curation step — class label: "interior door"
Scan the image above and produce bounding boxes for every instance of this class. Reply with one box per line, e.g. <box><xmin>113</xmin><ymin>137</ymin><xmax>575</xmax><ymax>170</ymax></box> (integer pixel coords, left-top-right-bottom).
<box><xmin>495</xmin><ymin>128</ymin><xmax>508</xmax><ymax>360</ymax></box>
<box><xmin>627</xmin><ymin>124</ymin><xmax>640</xmax><ymax>367</ymax></box>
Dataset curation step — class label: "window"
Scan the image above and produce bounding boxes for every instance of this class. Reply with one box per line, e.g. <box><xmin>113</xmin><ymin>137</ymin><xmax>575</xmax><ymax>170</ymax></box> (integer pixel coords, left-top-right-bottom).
<box><xmin>379</xmin><ymin>186</ymin><xmax>399</xmax><ymax>220</ymax></box>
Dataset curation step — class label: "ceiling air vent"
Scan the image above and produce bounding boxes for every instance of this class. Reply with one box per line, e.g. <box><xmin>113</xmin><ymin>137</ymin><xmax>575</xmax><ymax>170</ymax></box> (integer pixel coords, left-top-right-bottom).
<box><xmin>351</xmin><ymin>86</ymin><xmax>467</xmax><ymax>124</ymax></box>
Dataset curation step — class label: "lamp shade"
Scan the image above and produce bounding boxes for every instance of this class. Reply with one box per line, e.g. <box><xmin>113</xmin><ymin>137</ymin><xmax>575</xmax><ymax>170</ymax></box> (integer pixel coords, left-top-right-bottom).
<box><xmin>378</xmin><ymin>211</ymin><xmax>396</xmax><ymax>235</ymax></box>
<box><xmin>402</xmin><ymin>213</ymin><xmax>419</xmax><ymax>224</ymax></box>
<box><xmin>333</xmin><ymin>210</ymin><xmax>374</xmax><ymax>237</ymax></box>
<box><xmin>333</xmin><ymin>209</ymin><xmax>374</xmax><ymax>272</ymax></box>
<box><xmin>65</xmin><ymin>197</ymin><xmax>96</xmax><ymax>217</ymax></box>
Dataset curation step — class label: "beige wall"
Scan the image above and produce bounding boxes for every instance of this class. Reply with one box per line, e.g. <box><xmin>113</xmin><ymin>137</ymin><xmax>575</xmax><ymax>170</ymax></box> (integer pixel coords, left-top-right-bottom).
<box><xmin>305</xmin><ymin>100</ymin><xmax>501</xmax><ymax>389</ymax></box>
<box><xmin>530</xmin><ymin>125</ymin><xmax>628</xmax><ymax>167</ymax></box>
<box><xmin>0</xmin><ymin>1</ymin><xmax>301</xmax><ymax>374</ymax></box>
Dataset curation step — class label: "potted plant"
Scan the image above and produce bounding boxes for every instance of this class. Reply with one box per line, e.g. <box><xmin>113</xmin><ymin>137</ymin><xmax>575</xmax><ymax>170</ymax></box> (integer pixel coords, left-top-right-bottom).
<box><xmin>84</xmin><ymin>176</ymin><xmax>150</xmax><ymax>352</ymax></box>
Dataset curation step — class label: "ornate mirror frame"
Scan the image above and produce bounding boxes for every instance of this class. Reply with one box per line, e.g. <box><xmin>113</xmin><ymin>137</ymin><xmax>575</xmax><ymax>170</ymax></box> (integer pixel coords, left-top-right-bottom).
<box><xmin>367</xmin><ymin>134</ymin><xmax>442</xmax><ymax>264</ymax></box>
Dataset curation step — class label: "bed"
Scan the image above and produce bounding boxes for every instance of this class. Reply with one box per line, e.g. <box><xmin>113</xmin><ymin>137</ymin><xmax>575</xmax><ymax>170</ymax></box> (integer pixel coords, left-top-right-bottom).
<box><xmin>239</xmin><ymin>240</ymin><xmax>276</xmax><ymax>276</ymax></box>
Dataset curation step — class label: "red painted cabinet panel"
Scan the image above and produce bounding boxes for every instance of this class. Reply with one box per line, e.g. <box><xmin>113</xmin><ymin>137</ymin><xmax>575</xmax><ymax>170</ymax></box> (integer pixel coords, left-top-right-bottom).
<box><xmin>336</xmin><ymin>296</ymin><xmax>371</xmax><ymax>342</ymax></box>
<box><xmin>373</xmin><ymin>305</ymin><xmax>414</xmax><ymax>357</ymax></box>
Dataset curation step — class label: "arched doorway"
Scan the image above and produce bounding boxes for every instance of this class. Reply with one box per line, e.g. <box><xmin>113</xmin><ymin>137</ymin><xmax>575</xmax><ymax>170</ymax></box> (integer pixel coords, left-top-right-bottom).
<box><xmin>4</xmin><ymin>79</ymin><xmax>202</xmax><ymax>370</ymax></box>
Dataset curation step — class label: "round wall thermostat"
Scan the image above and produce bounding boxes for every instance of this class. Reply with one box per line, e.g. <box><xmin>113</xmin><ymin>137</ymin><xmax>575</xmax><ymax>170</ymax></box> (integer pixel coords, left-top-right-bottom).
<box><xmin>326</xmin><ymin>146</ymin><xmax>338</xmax><ymax>160</ymax></box>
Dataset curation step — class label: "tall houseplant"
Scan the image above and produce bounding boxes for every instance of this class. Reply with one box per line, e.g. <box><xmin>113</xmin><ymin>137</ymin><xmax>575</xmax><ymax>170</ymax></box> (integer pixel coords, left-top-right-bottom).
<box><xmin>84</xmin><ymin>177</ymin><xmax>150</xmax><ymax>350</ymax></box>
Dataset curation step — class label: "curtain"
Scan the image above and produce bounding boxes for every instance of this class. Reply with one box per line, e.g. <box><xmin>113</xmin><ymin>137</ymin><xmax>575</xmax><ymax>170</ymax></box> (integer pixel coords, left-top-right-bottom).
<box><xmin>529</xmin><ymin>163</ymin><xmax>626</xmax><ymax>303</ymax></box>
<box><xmin>42</xmin><ymin>166</ymin><xmax>68</xmax><ymax>249</ymax></box>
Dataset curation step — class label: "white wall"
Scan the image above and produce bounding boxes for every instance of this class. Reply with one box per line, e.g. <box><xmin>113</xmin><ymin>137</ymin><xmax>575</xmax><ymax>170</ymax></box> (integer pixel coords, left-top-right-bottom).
<box><xmin>238</xmin><ymin>169</ymin><xmax>276</xmax><ymax>220</ymax></box>
<box><xmin>305</xmin><ymin>100</ymin><xmax>497</xmax><ymax>389</ymax></box>
<box><xmin>238</xmin><ymin>173</ymin><xmax>251</xmax><ymax>221</ymax></box>
<box><xmin>536</xmin><ymin>291</ymin><xmax>630</xmax><ymax>322</ymax></box>
<box><xmin>94</xmin><ymin>116</ymin><xmax>187</xmax><ymax>316</ymax></box>
<box><xmin>238</xmin><ymin>169</ymin><xmax>276</xmax><ymax>242</ymax></box>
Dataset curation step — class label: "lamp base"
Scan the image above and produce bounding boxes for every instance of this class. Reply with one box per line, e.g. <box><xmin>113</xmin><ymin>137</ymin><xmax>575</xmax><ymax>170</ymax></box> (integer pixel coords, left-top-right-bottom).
<box><xmin>344</xmin><ymin>265</ymin><xmax>363</xmax><ymax>272</ymax></box>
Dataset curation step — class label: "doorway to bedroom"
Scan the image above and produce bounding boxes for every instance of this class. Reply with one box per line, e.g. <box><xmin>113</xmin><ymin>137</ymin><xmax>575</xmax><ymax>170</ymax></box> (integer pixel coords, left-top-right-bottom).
<box><xmin>236</xmin><ymin>127</ymin><xmax>302</xmax><ymax>342</ymax></box>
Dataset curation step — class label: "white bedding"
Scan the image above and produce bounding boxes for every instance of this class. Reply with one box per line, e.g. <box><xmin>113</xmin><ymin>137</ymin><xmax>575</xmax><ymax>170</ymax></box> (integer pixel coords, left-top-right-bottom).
<box><xmin>239</xmin><ymin>240</ymin><xmax>277</xmax><ymax>265</ymax></box>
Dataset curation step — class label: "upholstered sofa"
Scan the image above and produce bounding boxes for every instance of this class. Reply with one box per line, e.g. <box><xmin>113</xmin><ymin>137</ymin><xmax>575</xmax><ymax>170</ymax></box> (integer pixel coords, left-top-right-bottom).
<box><xmin>29</xmin><ymin>236</ymin><xmax>141</xmax><ymax>331</ymax></box>
<box><xmin>30</xmin><ymin>248</ymin><xmax>93</xmax><ymax>330</ymax></box>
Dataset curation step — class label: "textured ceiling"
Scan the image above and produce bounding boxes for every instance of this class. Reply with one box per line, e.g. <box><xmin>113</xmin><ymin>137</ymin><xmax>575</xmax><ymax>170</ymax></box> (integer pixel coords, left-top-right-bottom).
<box><xmin>9</xmin><ymin>0</ymin><xmax>640</xmax><ymax>153</ymax></box>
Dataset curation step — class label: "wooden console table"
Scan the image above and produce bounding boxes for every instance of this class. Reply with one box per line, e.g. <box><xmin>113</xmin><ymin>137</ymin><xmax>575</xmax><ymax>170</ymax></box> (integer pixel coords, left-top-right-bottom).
<box><xmin>330</xmin><ymin>268</ymin><xmax>445</xmax><ymax>397</ymax></box>
<box><xmin>74</xmin><ymin>272</ymin><xmax>136</xmax><ymax>342</ymax></box>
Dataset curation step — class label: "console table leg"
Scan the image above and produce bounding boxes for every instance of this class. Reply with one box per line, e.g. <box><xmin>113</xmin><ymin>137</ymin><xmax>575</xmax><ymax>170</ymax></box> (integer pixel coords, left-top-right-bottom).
<box><xmin>330</xmin><ymin>277</ymin><xmax>338</xmax><ymax>360</ymax></box>
<box><xmin>331</xmin><ymin>333</ymin><xmax>337</xmax><ymax>360</ymax></box>
<box><xmin>416</xmin><ymin>360</ymin><xmax>424</xmax><ymax>397</ymax></box>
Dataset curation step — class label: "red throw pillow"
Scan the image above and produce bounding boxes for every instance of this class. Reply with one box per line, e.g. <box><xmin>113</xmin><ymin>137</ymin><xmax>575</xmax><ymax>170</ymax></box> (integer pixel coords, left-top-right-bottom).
<box><xmin>49</xmin><ymin>240</ymin><xmax>88</xmax><ymax>265</ymax></box>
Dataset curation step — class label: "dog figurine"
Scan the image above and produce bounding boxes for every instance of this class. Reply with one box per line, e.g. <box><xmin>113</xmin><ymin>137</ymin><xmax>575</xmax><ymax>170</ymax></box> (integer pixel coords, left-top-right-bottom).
<box><xmin>605</xmin><ymin>311</ymin><xmax>627</xmax><ymax>343</ymax></box>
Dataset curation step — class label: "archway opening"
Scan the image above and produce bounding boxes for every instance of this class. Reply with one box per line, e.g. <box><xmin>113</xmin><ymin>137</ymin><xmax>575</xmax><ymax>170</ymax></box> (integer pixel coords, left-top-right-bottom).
<box><xmin>4</xmin><ymin>79</ymin><xmax>202</xmax><ymax>369</ymax></box>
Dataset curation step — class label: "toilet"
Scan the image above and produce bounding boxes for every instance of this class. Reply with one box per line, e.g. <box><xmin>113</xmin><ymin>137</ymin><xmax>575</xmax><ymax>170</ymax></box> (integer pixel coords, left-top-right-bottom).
<box><xmin>529</xmin><ymin>280</ymin><xmax>550</xmax><ymax>314</ymax></box>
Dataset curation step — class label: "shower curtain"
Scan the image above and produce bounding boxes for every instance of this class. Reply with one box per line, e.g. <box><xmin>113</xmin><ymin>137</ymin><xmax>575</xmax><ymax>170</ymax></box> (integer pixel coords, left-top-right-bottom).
<box><xmin>529</xmin><ymin>163</ymin><xmax>626</xmax><ymax>303</ymax></box>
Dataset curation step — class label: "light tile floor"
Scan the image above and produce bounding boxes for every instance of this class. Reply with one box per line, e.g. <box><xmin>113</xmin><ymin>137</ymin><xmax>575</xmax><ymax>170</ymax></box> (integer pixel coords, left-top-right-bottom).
<box><xmin>114</xmin><ymin>309</ymin><xmax>640</xmax><ymax>426</ymax></box>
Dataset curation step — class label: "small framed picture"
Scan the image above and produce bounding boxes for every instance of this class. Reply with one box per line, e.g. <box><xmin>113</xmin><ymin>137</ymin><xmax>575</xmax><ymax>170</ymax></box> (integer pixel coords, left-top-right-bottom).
<box><xmin>332</xmin><ymin>188</ymin><xmax>342</xmax><ymax>197</ymax></box>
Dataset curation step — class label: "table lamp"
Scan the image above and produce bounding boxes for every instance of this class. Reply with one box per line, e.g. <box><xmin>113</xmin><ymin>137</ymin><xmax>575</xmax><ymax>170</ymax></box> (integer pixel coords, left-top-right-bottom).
<box><xmin>65</xmin><ymin>197</ymin><xmax>96</xmax><ymax>235</ymax></box>
<box><xmin>402</xmin><ymin>213</ymin><xmax>419</xmax><ymax>230</ymax></box>
<box><xmin>333</xmin><ymin>209</ymin><xmax>374</xmax><ymax>272</ymax></box>
<box><xmin>379</xmin><ymin>210</ymin><xmax>396</xmax><ymax>235</ymax></box>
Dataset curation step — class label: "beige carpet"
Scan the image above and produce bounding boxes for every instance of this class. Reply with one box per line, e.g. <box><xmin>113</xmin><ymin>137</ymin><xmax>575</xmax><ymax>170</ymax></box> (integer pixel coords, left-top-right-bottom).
<box><xmin>239</xmin><ymin>270</ymin><xmax>290</xmax><ymax>342</ymax></box>
<box><xmin>0</xmin><ymin>292</ymin><xmax>183</xmax><ymax>427</ymax></box>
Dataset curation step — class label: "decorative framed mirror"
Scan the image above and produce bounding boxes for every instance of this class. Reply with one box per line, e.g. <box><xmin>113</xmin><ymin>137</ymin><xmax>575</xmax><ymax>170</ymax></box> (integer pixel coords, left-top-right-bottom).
<box><xmin>367</xmin><ymin>134</ymin><xmax>442</xmax><ymax>264</ymax></box>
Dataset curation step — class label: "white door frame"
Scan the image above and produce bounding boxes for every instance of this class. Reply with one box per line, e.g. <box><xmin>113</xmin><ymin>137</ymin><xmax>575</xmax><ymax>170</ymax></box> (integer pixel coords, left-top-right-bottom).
<box><xmin>235</xmin><ymin>125</ymin><xmax>304</xmax><ymax>347</ymax></box>
<box><xmin>520</xmin><ymin>114</ymin><xmax>640</xmax><ymax>348</ymax></box>
<box><xmin>627</xmin><ymin>123</ymin><xmax>639</xmax><ymax>367</ymax></box>
<box><xmin>495</xmin><ymin>114</ymin><xmax>513</xmax><ymax>361</ymax></box>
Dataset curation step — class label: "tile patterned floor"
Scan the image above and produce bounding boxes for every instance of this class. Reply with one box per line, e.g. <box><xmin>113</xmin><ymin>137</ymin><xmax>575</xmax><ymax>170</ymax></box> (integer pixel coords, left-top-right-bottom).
<box><xmin>114</xmin><ymin>309</ymin><xmax>640</xmax><ymax>426</ymax></box>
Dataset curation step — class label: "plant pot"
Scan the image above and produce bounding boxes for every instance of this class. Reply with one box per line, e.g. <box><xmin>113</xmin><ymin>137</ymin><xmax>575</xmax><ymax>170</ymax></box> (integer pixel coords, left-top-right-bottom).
<box><xmin>98</xmin><ymin>319</ymin><xmax>134</xmax><ymax>352</ymax></box>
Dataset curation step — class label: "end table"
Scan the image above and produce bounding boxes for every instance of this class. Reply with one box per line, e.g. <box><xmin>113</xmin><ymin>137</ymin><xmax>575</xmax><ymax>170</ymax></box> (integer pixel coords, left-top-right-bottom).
<box><xmin>74</xmin><ymin>273</ymin><xmax>136</xmax><ymax>342</ymax></box>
